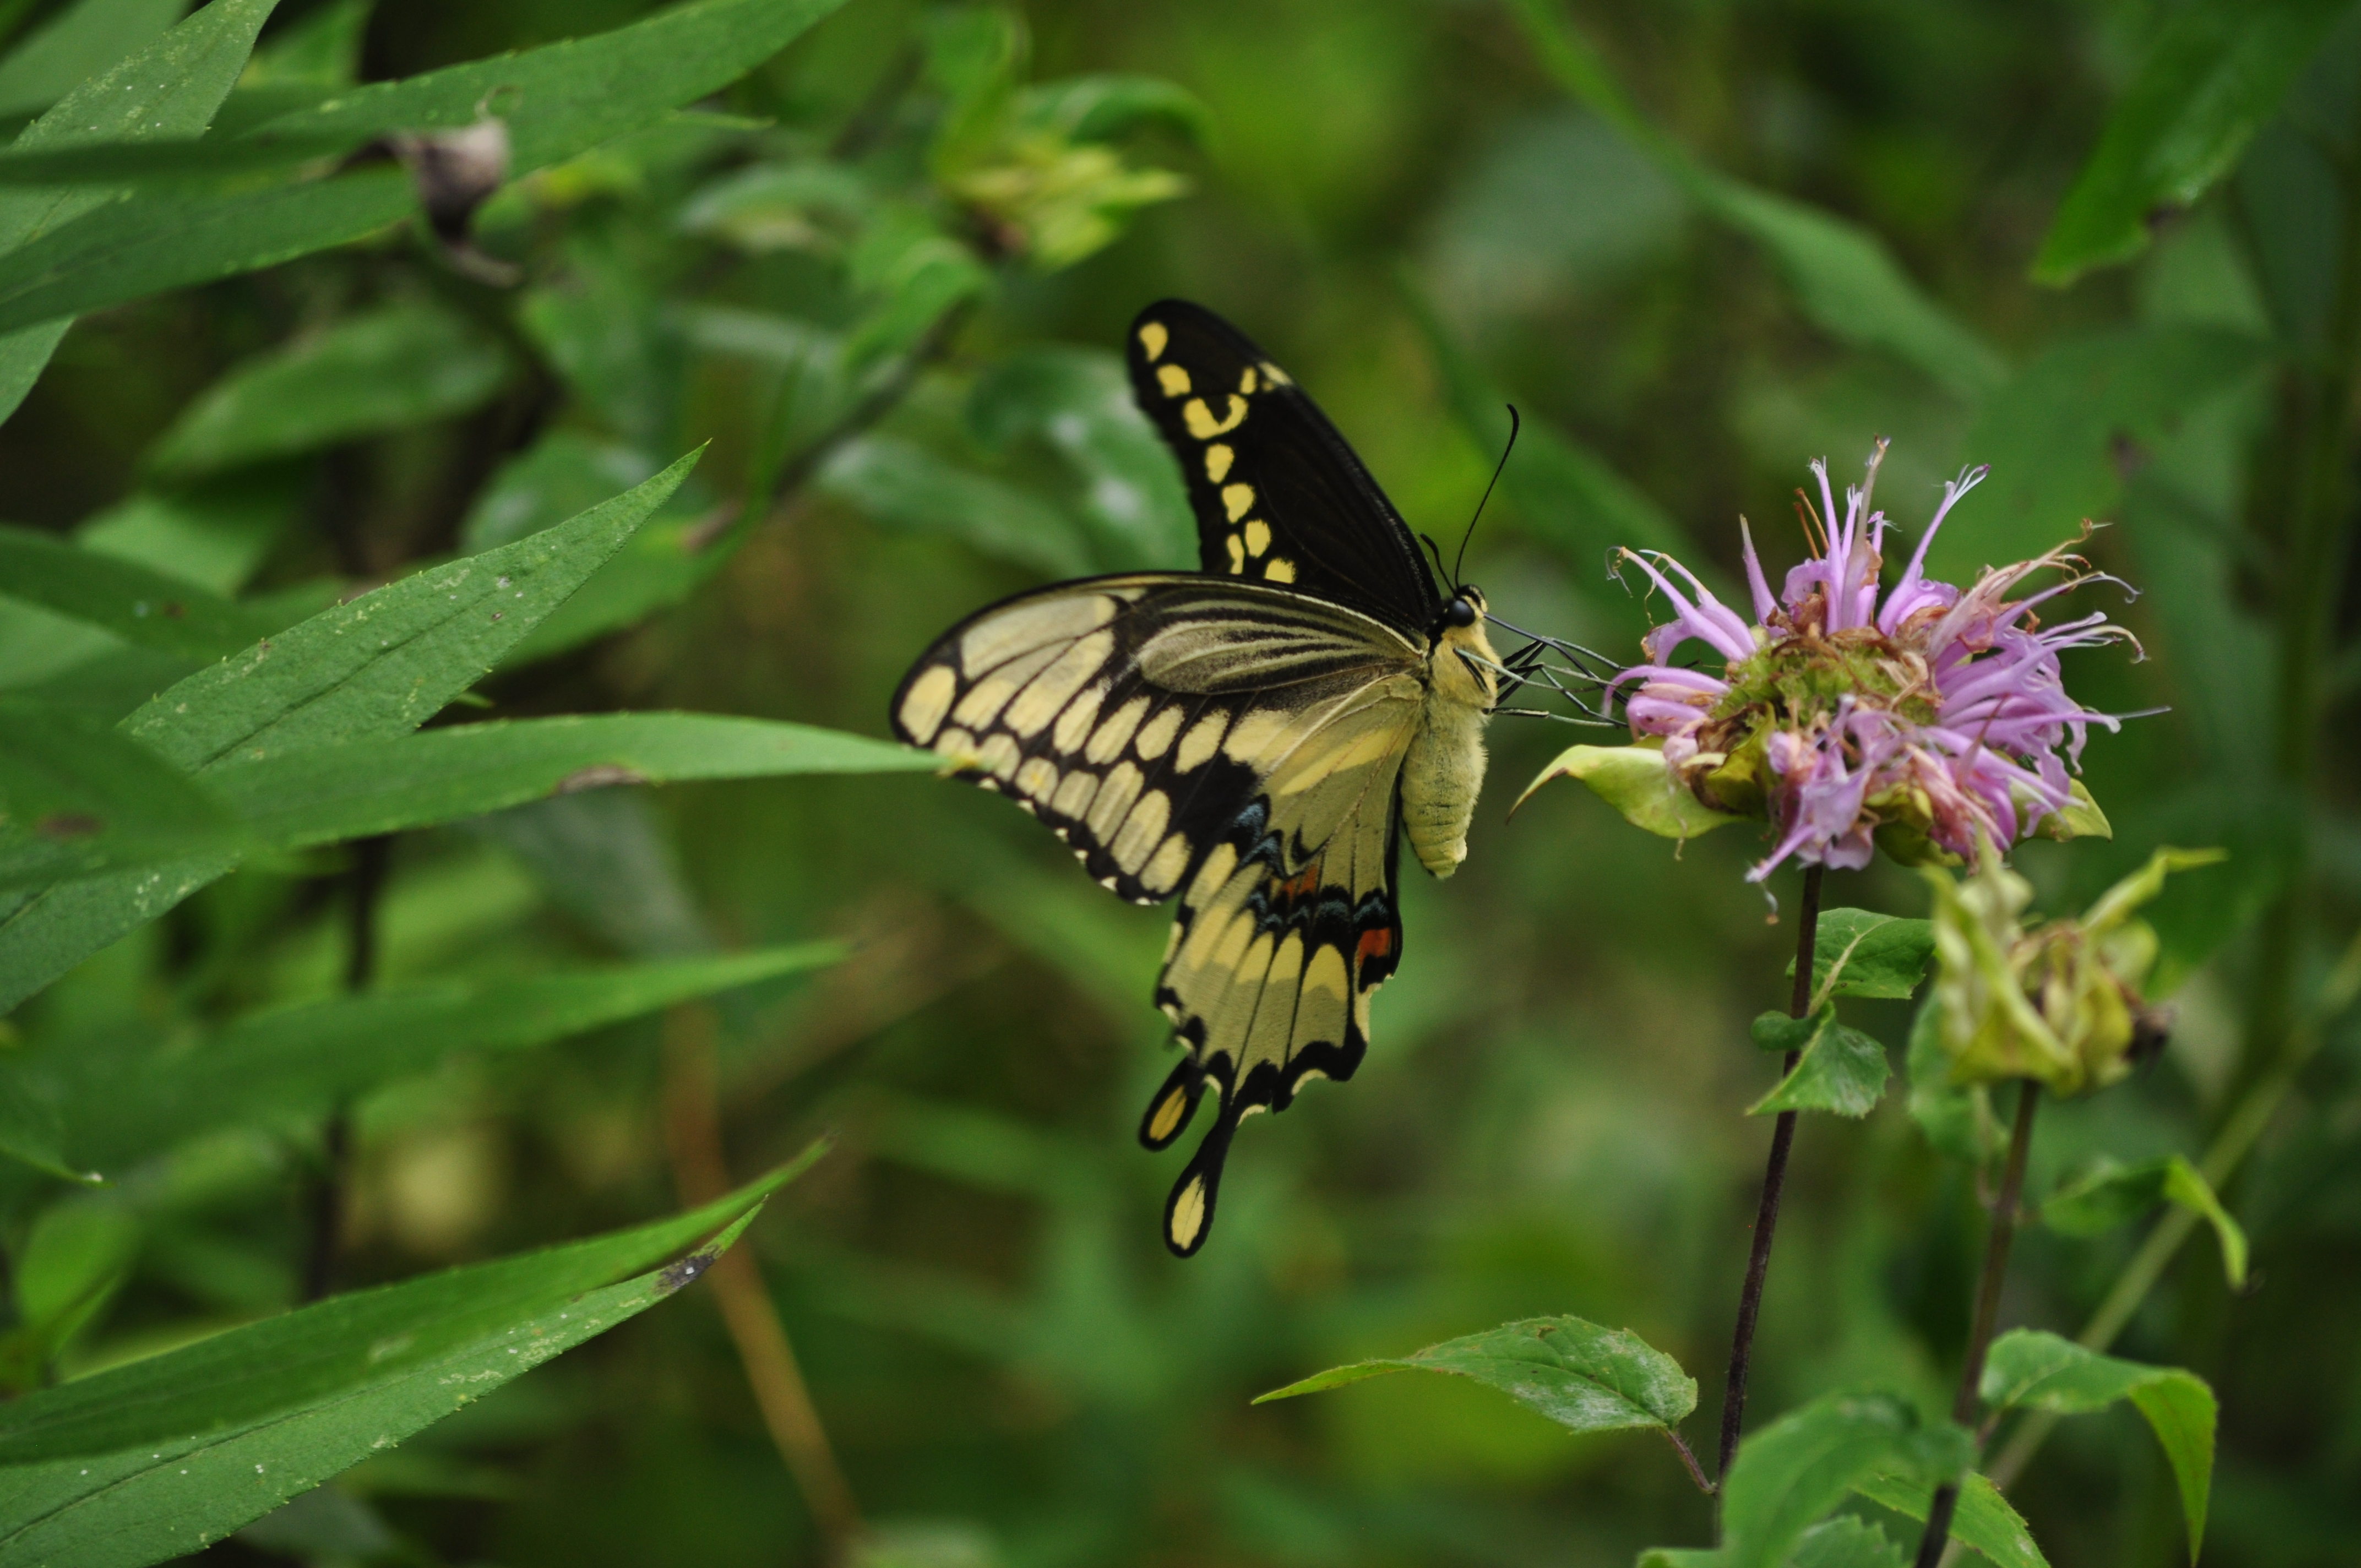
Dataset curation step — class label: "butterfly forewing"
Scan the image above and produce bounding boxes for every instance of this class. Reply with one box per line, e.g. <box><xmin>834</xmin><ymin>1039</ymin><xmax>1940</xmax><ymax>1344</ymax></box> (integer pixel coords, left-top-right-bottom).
<box><xmin>891</xmin><ymin>575</ymin><xmax>1422</xmax><ymax>1254</ymax></box>
<box><xmin>1125</xmin><ymin>301</ymin><xmax>1440</xmax><ymax>636</ymax></box>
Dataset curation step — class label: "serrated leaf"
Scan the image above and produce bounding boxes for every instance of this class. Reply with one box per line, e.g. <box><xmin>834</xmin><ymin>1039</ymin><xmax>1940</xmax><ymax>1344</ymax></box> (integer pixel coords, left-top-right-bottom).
<box><xmin>146</xmin><ymin>304</ymin><xmax>510</xmax><ymax>476</ymax></box>
<box><xmin>1514</xmin><ymin>742</ymin><xmax>1743</xmax><ymax>841</ymax></box>
<box><xmin>0</xmin><ymin>452</ymin><xmax>698</xmax><ymax>1014</ymax></box>
<box><xmin>2034</xmin><ymin>0</ymin><xmax>2353</xmax><ymax>284</ymax></box>
<box><xmin>10</xmin><ymin>945</ymin><xmax>840</xmax><ymax>1174</ymax></box>
<box><xmin>0</xmin><ymin>0</ymin><xmax>282</xmax><ymax>424</ymax></box>
<box><xmin>1789</xmin><ymin>908</ymin><xmax>1936</xmax><ymax>1001</ymax></box>
<box><xmin>1718</xmin><ymin>1392</ymin><xmax>1972</xmax><ymax>1568</ymax></box>
<box><xmin>1255</xmin><ymin>1315</ymin><xmax>1696</xmax><ymax>1436</ymax></box>
<box><xmin>1851</xmin><ymin>1471</ymin><xmax>2049</xmax><ymax>1568</ymax></box>
<box><xmin>1980</xmin><ymin>1331</ymin><xmax>2214</xmax><ymax>1559</ymax></box>
<box><xmin>2042</xmin><ymin>1155</ymin><xmax>2246</xmax><ymax>1287</ymax></box>
<box><xmin>0</xmin><ymin>1153</ymin><xmax>819</xmax><ymax>1564</ymax></box>
<box><xmin>1750</xmin><ymin>1014</ymin><xmax>1889</xmax><ymax>1118</ymax></box>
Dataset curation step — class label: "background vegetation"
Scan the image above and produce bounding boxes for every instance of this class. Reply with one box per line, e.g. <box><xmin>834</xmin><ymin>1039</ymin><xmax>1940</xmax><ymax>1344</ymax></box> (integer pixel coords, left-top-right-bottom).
<box><xmin>0</xmin><ymin>0</ymin><xmax>2351</xmax><ymax>1564</ymax></box>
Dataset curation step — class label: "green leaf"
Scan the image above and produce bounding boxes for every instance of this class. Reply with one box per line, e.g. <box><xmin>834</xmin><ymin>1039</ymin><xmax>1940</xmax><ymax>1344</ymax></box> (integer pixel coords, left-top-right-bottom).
<box><xmin>1506</xmin><ymin>0</ymin><xmax>2004</xmax><ymax>401</ymax></box>
<box><xmin>1749</xmin><ymin>1011</ymin><xmax>1890</xmax><ymax>1119</ymax></box>
<box><xmin>1941</xmin><ymin>326</ymin><xmax>2271</xmax><ymax>578</ymax></box>
<box><xmin>1787</xmin><ymin>1518</ymin><xmax>1905</xmax><ymax>1568</ymax></box>
<box><xmin>0</xmin><ymin>524</ymin><xmax>313</xmax><ymax>661</ymax></box>
<box><xmin>0</xmin><ymin>452</ymin><xmax>698</xmax><ymax>1014</ymax></box>
<box><xmin>1905</xmin><ymin>998</ymin><xmax>1998</xmax><ymax>1164</ymax></box>
<box><xmin>24</xmin><ymin>945</ymin><xmax>841</xmax><ymax>1173</ymax></box>
<box><xmin>2034</xmin><ymin>0</ymin><xmax>2354</xmax><ymax>285</ymax></box>
<box><xmin>2041</xmin><ymin>1155</ymin><xmax>2248</xmax><ymax>1287</ymax></box>
<box><xmin>1514</xmin><ymin>743</ymin><xmax>1743</xmax><ymax>841</ymax></box>
<box><xmin>1750</xmin><ymin>1008</ymin><xmax>1823</xmax><ymax>1055</ymax></box>
<box><xmin>0</xmin><ymin>1195</ymin><xmax>138</xmax><ymax>1386</ymax></box>
<box><xmin>0</xmin><ymin>0</ymin><xmax>856</xmax><ymax>343</ymax></box>
<box><xmin>818</xmin><ymin>433</ymin><xmax>1092</xmax><ymax>579</ymax></box>
<box><xmin>0</xmin><ymin>1153</ymin><xmax>819</xmax><ymax>1564</ymax></box>
<box><xmin>1788</xmin><ymin>909</ymin><xmax>1936</xmax><ymax>1001</ymax></box>
<box><xmin>0</xmin><ymin>0</ymin><xmax>183</xmax><ymax>118</ymax></box>
<box><xmin>1718</xmin><ymin>1392</ymin><xmax>1972</xmax><ymax>1568</ymax></box>
<box><xmin>1851</xmin><ymin>1470</ymin><xmax>2050</xmax><ymax>1568</ymax></box>
<box><xmin>203</xmin><ymin>712</ymin><xmax>937</xmax><ymax>854</ymax></box>
<box><xmin>1980</xmin><ymin>1330</ymin><xmax>2215</xmax><ymax>1559</ymax></box>
<box><xmin>0</xmin><ymin>0</ymin><xmax>281</xmax><ymax>424</ymax></box>
<box><xmin>1254</xmin><ymin>1315</ymin><xmax>1697</xmax><ymax>1438</ymax></box>
<box><xmin>1015</xmin><ymin>74</ymin><xmax>1212</xmax><ymax>146</ymax></box>
<box><xmin>966</xmin><ymin>345</ymin><xmax>1195</xmax><ymax>570</ymax></box>
<box><xmin>0</xmin><ymin>701</ymin><xmax>246</xmax><ymax>889</ymax></box>
<box><xmin>145</xmin><ymin>303</ymin><xmax>511</xmax><ymax>476</ymax></box>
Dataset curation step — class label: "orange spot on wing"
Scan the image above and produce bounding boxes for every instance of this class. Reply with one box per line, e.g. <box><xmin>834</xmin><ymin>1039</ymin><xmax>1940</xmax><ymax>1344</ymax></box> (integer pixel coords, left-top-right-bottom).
<box><xmin>1277</xmin><ymin>864</ymin><xmax>1323</xmax><ymax>902</ymax></box>
<box><xmin>1354</xmin><ymin>927</ymin><xmax>1394</xmax><ymax>965</ymax></box>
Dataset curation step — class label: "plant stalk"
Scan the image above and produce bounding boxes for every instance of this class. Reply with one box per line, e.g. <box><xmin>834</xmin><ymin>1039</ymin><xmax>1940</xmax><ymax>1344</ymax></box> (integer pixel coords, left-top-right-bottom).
<box><xmin>1914</xmin><ymin>1079</ymin><xmax>2040</xmax><ymax>1567</ymax></box>
<box><xmin>1716</xmin><ymin>862</ymin><xmax>1824</xmax><ymax>1494</ymax></box>
<box><xmin>303</xmin><ymin>835</ymin><xmax>391</xmax><ymax>1303</ymax></box>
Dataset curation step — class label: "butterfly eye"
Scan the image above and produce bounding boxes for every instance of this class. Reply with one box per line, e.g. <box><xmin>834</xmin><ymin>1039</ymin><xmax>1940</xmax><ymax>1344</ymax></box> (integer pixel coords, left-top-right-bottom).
<box><xmin>1444</xmin><ymin>597</ymin><xmax>1477</xmax><ymax>628</ymax></box>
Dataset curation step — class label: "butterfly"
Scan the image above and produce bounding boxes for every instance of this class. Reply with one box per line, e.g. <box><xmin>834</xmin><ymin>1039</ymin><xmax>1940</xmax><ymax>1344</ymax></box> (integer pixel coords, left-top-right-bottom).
<box><xmin>891</xmin><ymin>300</ymin><xmax>1506</xmax><ymax>1256</ymax></box>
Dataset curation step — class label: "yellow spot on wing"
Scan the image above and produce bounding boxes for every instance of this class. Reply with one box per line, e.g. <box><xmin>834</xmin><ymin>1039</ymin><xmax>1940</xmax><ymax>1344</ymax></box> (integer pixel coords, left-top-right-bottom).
<box><xmin>1239</xmin><ymin>366</ymin><xmax>1260</xmax><ymax>394</ymax></box>
<box><xmin>1142</xmin><ymin>832</ymin><xmax>1191</xmax><ymax>895</ymax></box>
<box><xmin>1169</xmin><ymin>1174</ymin><xmax>1206</xmax><ymax>1250</ymax></box>
<box><xmin>1205</xmin><ymin>444</ymin><xmax>1234</xmax><ymax>482</ymax></box>
<box><xmin>1139</xmin><ymin>321</ymin><xmax>1168</xmax><ymax>360</ymax></box>
<box><xmin>1051</xmin><ymin>769</ymin><xmax>1098</xmax><ymax>818</ymax></box>
<box><xmin>1183</xmin><ymin>395</ymin><xmax>1248</xmax><ymax>439</ymax></box>
<box><xmin>1259</xmin><ymin>360</ymin><xmax>1291</xmax><ymax>386</ymax></box>
<box><xmin>1174</xmin><ymin>712</ymin><xmax>1226</xmax><ymax>772</ymax></box>
<box><xmin>1085</xmin><ymin>695</ymin><xmax>1151</xmax><ymax>763</ymax></box>
<box><xmin>1243</xmin><ymin>519</ymin><xmax>1271</xmax><ymax>557</ymax></box>
<box><xmin>1148</xmin><ymin>1087</ymin><xmax>1189</xmax><ymax>1142</ymax></box>
<box><xmin>1264</xmin><ymin>558</ymin><xmax>1296</xmax><ymax>583</ymax></box>
<box><xmin>1221</xmin><ymin>484</ymin><xmax>1255</xmax><ymax>522</ymax></box>
<box><xmin>1225</xmin><ymin>534</ymin><xmax>1245</xmax><ymax>573</ymax></box>
<box><xmin>899</xmin><ymin>665</ymin><xmax>956</xmax><ymax>743</ymax></box>
<box><xmin>1156</xmin><ymin>363</ymin><xmax>1191</xmax><ymax>398</ymax></box>
<box><xmin>1134</xmin><ymin>705</ymin><xmax>1182</xmax><ymax>759</ymax></box>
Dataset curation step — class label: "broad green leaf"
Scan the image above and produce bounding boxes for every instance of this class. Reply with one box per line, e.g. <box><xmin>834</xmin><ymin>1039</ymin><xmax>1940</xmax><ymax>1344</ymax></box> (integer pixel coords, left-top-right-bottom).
<box><xmin>1980</xmin><ymin>1330</ymin><xmax>2215</xmax><ymax>1558</ymax></box>
<box><xmin>1787</xmin><ymin>910</ymin><xmax>1936</xmax><ymax>1001</ymax></box>
<box><xmin>0</xmin><ymin>1154</ymin><xmax>818</xmax><ymax>1565</ymax></box>
<box><xmin>78</xmin><ymin>474</ymin><xmax>301</xmax><ymax>595</ymax></box>
<box><xmin>1254</xmin><ymin>1315</ymin><xmax>1697</xmax><ymax>1436</ymax></box>
<box><xmin>1016</xmin><ymin>74</ymin><xmax>1212</xmax><ymax>146</ymax></box>
<box><xmin>1515</xmin><ymin>743</ymin><xmax>1743</xmax><ymax>841</ymax></box>
<box><xmin>0</xmin><ymin>0</ymin><xmax>855</xmax><ymax>342</ymax></box>
<box><xmin>0</xmin><ymin>0</ymin><xmax>182</xmax><ymax>119</ymax></box>
<box><xmin>1941</xmin><ymin>326</ymin><xmax>2271</xmax><ymax>578</ymax></box>
<box><xmin>0</xmin><ymin>701</ymin><xmax>245</xmax><ymax>889</ymax></box>
<box><xmin>145</xmin><ymin>303</ymin><xmax>511</xmax><ymax>476</ymax></box>
<box><xmin>1905</xmin><ymin>998</ymin><xmax>1998</xmax><ymax>1164</ymax></box>
<box><xmin>0</xmin><ymin>0</ymin><xmax>280</xmax><ymax>423</ymax></box>
<box><xmin>200</xmin><ymin>713</ymin><xmax>935</xmax><ymax>855</ymax></box>
<box><xmin>1749</xmin><ymin>1010</ymin><xmax>1890</xmax><ymax>1118</ymax></box>
<box><xmin>0</xmin><ymin>524</ymin><xmax>307</xmax><ymax>661</ymax></box>
<box><xmin>1787</xmin><ymin>1518</ymin><xmax>1905</xmax><ymax>1568</ymax></box>
<box><xmin>0</xmin><ymin>453</ymin><xmax>697</xmax><ymax>1014</ymax></box>
<box><xmin>1851</xmin><ymin>1471</ymin><xmax>2049</xmax><ymax>1568</ymax></box>
<box><xmin>20</xmin><ymin>945</ymin><xmax>841</xmax><ymax>1173</ymax></box>
<box><xmin>2035</xmin><ymin>0</ymin><xmax>2354</xmax><ymax>284</ymax></box>
<box><xmin>1719</xmin><ymin>1393</ymin><xmax>1971</xmax><ymax>1568</ymax></box>
<box><xmin>819</xmin><ymin>433</ymin><xmax>1092</xmax><ymax>579</ymax></box>
<box><xmin>2041</xmin><ymin>1155</ymin><xmax>2248</xmax><ymax>1287</ymax></box>
<box><xmin>1506</xmin><ymin>0</ymin><xmax>2004</xmax><ymax>401</ymax></box>
<box><xmin>966</xmin><ymin>345</ymin><xmax>1195</xmax><ymax>570</ymax></box>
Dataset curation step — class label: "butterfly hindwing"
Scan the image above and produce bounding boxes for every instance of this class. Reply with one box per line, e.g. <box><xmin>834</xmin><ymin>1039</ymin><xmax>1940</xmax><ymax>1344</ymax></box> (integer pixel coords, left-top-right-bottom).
<box><xmin>891</xmin><ymin>574</ymin><xmax>1425</xmax><ymax>1255</ymax></box>
<box><xmin>1126</xmin><ymin>301</ymin><xmax>1439</xmax><ymax>637</ymax></box>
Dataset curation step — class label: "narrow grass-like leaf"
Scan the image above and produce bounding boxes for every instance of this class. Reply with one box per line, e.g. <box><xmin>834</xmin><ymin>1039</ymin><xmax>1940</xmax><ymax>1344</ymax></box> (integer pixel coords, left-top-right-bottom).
<box><xmin>0</xmin><ymin>0</ymin><xmax>183</xmax><ymax>118</ymax></box>
<box><xmin>2034</xmin><ymin>0</ymin><xmax>2353</xmax><ymax>284</ymax></box>
<box><xmin>145</xmin><ymin>303</ymin><xmax>510</xmax><ymax>476</ymax></box>
<box><xmin>0</xmin><ymin>1152</ymin><xmax>821</xmax><ymax>1565</ymax></box>
<box><xmin>1255</xmin><ymin>1316</ymin><xmax>1696</xmax><ymax>1436</ymax></box>
<box><xmin>0</xmin><ymin>0</ymin><xmax>280</xmax><ymax>422</ymax></box>
<box><xmin>28</xmin><ymin>945</ymin><xmax>844</xmax><ymax>1173</ymax></box>
<box><xmin>1790</xmin><ymin>909</ymin><xmax>1936</xmax><ymax>1001</ymax></box>
<box><xmin>0</xmin><ymin>525</ymin><xmax>303</xmax><ymax>661</ymax></box>
<box><xmin>0</xmin><ymin>703</ymin><xmax>246</xmax><ymax>889</ymax></box>
<box><xmin>0</xmin><ymin>453</ymin><xmax>697</xmax><ymax>1014</ymax></box>
<box><xmin>1980</xmin><ymin>1330</ymin><xmax>2214</xmax><ymax>1558</ymax></box>
<box><xmin>1849</xmin><ymin>1471</ymin><xmax>2048</xmax><ymax>1568</ymax></box>
<box><xmin>1718</xmin><ymin>1392</ymin><xmax>1971</xmax><ymax>1568</ymax></box>
<box><xmin>1749</xmin><ymin>1011</ymin><xmax>1890</xmax><ymax>1118</ymax></box>
<box><xmin>2042</xmin><ymin>1155</ymin><xmax>2248</xmax><ymax>1286</ymax></box>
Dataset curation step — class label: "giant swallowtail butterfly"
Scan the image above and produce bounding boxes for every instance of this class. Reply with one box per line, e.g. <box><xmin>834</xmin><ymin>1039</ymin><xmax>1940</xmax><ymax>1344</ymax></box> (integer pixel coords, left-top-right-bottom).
<box><xmin>893</xmin><ymin>301</ymin><xmax>1503</xmax><ymax>1256</ymax></box>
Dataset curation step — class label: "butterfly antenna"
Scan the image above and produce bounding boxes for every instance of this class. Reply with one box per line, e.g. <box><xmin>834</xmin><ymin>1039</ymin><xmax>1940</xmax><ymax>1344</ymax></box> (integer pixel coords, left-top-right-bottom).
<box><xmin>1455</xmin><ymin>405</ymin><xmax>1519</xmax><ymax>589</ymax></box>
<box><xmin>1420</xmin><ymin>532</ymin><xmax>1449</xmax><ymax>582</ymax></box>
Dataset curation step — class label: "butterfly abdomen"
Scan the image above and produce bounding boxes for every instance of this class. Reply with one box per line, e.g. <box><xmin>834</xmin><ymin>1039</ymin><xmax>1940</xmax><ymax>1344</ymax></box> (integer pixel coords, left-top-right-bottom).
<box><xmin>1400</xmin><ymin>617</ymin><xmax>1501</xmax><ymax>879</ymax></box>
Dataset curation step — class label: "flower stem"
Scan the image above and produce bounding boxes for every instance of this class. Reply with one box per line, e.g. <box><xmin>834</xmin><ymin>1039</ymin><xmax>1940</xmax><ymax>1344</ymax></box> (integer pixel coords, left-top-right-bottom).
<box><xmin>1914</xmin><ymin>1079</ymin><xmax>2041</xmax><ymax>1567</ymax></box>
<box><xmin>303</xmin><ymin>834</ymin><xmax>391</xmax><ymax>1303</ymax></box>
<box><xmin>1716</xmin><ymin>863</ymin><xmax>1824</xmax><ymax>1494</ymax></box>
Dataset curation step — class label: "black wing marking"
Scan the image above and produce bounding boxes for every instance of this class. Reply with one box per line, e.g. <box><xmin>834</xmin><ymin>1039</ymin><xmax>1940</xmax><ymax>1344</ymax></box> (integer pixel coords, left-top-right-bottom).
<box><xmin>1125</xmin><ymin>300</ymin><xmax>1440</xmax><ymax>637</ymax></box>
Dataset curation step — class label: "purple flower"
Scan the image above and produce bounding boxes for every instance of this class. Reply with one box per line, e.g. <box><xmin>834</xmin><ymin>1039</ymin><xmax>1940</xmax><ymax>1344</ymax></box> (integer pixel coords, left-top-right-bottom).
<box><xmin>1608</xmin><ymin>443</ymin><xmax>2132</xmax><ymax>882</ymax></box>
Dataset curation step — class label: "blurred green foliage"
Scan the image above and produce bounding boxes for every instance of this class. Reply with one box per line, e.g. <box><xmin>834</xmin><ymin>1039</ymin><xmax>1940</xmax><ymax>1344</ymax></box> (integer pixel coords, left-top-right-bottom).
<box><xmin>0</xmin><ymin>0</ymin><xmax>2353</xmax><ymax>1564</ymax></box>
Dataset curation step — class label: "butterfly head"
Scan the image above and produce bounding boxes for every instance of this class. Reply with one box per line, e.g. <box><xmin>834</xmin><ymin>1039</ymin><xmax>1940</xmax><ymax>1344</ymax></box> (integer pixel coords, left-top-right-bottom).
<box><xmin>1440</xmin><ymin>586</ymin><xmax>1484</xmax><ymax>629</ymax></box>
<box><xmin>1432</xmin><ymin>587</ymin><xmax>1499</xmax><ymax>706</ymax></box>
